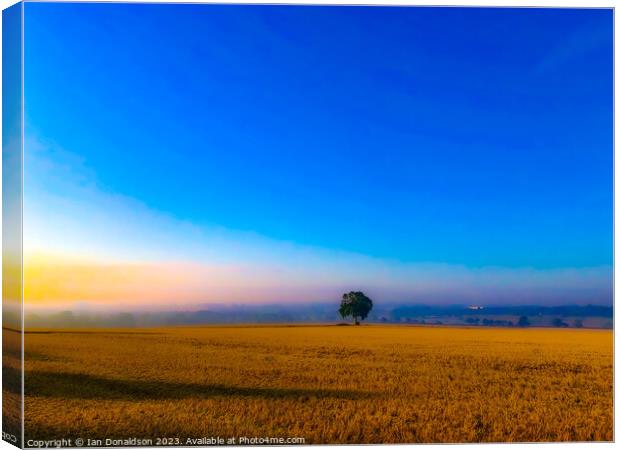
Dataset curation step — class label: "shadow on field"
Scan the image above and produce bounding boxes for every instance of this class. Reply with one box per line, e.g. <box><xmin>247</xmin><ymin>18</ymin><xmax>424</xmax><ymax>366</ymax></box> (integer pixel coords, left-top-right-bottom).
<box><xmin>24</xmin><ymin>330</ymin><xmax>164</xmax><ymax>335</ymax></box>
<box><xmin>15</xmin><ymin>367</ymin><xmax>374</xmax><ymax>401</ymax></box>
<box><xmin>3</xmin><ymin>366</ymin><xmax>21</xmax><ymax>390</ymax></box>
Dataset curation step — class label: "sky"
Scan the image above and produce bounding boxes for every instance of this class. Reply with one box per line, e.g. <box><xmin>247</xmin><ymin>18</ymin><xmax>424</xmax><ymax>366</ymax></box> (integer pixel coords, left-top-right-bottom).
<box><xmin>3</xmin><ymin>2</ymin><xmax>23</xmax><ymax>325</ymax></box>
<box><xmin>22</xmin><ymin>3</ymin><xmax>613</xmax><ymax>310</ymax></box>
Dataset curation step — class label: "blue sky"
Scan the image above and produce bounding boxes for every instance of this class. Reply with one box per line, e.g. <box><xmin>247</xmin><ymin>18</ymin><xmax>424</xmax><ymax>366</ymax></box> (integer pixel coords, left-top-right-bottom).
<box><xmin>22</xmin><ymin>4</ymin><xmax>613</xmax><ymax>308</ymax></box>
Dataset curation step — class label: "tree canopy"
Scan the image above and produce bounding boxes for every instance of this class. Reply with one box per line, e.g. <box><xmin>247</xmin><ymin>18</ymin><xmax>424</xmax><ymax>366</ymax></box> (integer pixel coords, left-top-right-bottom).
<box><xmin>339</xmin><ymin>291</ymin><xmax>373</xmax><ymax>325</ymax></box>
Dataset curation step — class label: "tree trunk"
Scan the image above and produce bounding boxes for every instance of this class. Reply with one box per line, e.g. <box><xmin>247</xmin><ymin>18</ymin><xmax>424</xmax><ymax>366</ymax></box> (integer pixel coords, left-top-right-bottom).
<box><xmin>355</xmin><ymin>317</ymin><xmax>360</xmax><ymax>325</ymax></box>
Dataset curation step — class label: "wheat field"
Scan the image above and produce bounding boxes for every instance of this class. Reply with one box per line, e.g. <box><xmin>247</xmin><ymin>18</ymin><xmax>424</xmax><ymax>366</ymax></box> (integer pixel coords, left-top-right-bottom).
<box><xmin>14</xmin><ymin>325</ymin><xmax>613</xmax><ymax>444</ymax></box>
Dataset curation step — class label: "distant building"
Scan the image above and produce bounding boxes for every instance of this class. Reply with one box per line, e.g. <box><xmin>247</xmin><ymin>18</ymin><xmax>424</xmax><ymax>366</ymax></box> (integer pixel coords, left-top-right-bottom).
<box><xmin>468</xmin><ymin>305</ymin><xmax>484</xmax><ymax>310</ymax></box>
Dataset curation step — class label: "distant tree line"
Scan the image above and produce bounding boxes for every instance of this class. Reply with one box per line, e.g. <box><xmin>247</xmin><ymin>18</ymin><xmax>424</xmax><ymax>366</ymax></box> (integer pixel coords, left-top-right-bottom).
<box><xmin>465</xmin><ymin>315</ymin><xmax>587</xmax><ymax>328</ymax></box>
<box><xmin>465</xmin><ymin>317</ymin><xmax>514</xmax><ymax>327</ymax></box>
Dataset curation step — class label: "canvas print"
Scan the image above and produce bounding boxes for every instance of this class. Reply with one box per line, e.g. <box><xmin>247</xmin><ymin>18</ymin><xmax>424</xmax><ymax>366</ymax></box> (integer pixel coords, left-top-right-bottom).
<box><xmin>2</xmin><ymin>2</ymin><xmax>614</xmax><ymax>447</ymax></box>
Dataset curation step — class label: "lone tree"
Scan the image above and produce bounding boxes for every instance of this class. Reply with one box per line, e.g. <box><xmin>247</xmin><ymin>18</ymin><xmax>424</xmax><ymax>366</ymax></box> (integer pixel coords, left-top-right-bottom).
<box><xmin>339</xmin><ymin>291</ymin><xmax>373</xmax><ymax>325</ymax></box>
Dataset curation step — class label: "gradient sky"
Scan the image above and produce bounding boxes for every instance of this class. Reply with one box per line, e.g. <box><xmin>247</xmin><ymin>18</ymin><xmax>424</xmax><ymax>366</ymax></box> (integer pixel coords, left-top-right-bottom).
<box><xmin>22</xmin><ymin>3</ymin><xmax>613</xmax><ymax>310</ymax></box>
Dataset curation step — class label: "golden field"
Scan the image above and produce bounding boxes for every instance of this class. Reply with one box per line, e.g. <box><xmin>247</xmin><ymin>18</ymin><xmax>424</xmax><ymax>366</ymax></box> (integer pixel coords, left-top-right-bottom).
<box><xmin>3</xmin><ymin>328</ymin><xmax>22</xmax><ymax>444</ymax></box>
<box><xmin>11</xmin><ymin>325</ymin><xmax>614</xmax><ymax>443</ymax></box>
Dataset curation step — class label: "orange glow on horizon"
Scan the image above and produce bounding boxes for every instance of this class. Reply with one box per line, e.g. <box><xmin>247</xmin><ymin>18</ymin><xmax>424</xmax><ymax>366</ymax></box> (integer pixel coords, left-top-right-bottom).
<box><xmin>23</xmin><ymin>253</ymin><xmax>340</xmax><ymax>308</ymax></box>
